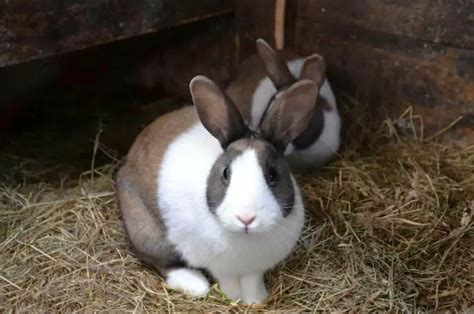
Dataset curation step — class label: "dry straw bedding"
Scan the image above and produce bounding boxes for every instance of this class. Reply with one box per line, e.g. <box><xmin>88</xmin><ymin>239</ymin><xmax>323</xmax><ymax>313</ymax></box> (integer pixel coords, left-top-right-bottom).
<box><xmin>1</xmin><ymin>106</ymin><xmax>473</xmax><ymax>312</ymax></box>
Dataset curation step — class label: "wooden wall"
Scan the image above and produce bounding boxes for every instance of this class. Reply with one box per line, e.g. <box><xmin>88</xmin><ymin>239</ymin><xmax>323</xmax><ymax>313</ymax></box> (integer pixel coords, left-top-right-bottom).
<box><xmin>0</xmin><ymin>0</ymin><xmax>232</xmax><ymax>67</ymax></box>
<box><xmin>293</xmin><ymin>0</ymin><xmax>474</xmax><ymax>145</ymax></box>
<box><xmin>2</xmin><ymin>0</ymin><xmax>473</xmax><ymax>144</ymax></box>
<box><xmin>235</xmin><ymin>0</ymin><xmax>277</xmax><ymax>61</ymax></box>
<box><xmin>0</xmin><ymin>6</ymin><xmax>236</xmax><ymax>110</ymax></box>
<box><xmin>0</xmin><ymin>16</ymin><xmax>236</xmax><ymax>116</ymax></box>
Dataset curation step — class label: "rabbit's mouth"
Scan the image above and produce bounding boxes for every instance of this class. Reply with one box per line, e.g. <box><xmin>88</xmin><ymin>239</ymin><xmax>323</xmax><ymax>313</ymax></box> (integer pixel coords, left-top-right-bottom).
<box><xmin>219</xmin><ymin>219</ymin><xmax>264</xmax><ymax>234</ymax></box>
<box><xmin>216</xmin><ymin>208</ymin><xmax>284</xmax><ymax>235</ymax></box>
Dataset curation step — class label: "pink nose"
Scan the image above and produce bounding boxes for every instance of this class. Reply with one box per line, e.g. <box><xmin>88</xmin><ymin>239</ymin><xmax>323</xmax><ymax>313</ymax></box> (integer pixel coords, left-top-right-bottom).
<box><xmin>237</xmin><ymin>215</ymin><xmax>256</xmax><ymax>227</ymax></box>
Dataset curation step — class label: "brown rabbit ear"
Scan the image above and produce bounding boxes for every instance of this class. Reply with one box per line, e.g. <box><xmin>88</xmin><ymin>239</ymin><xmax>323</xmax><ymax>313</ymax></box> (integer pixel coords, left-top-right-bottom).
<box><xmin>190</xmin><ymin>76</ymin><xmax>248</xmax><ymax>148</ymax></box>
<box><xmin>256</xmin><ymin>38</ymin><xmax>295</xmax><ymax>89</ymax></box>
<box><xmin>299</xmin><ymin>54</ymin><xmax>326</xmax><ymax>88</ymax></box>
<box><xmin>260</xmin><ymin>80</ymin><xmax>319</xmax><ymax>151</ymax></box>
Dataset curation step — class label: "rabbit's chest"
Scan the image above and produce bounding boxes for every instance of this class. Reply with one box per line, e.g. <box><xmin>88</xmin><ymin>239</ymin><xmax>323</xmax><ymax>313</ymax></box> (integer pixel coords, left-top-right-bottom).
<box><xmin>207</xmin><ymin>230</ymin><xmax>300</xmax><ymax>275</ymax></box>
<box><xmin>178</xmin><ymin>234</ymin><xmax>290</xmax><ymax>273</ymax></box>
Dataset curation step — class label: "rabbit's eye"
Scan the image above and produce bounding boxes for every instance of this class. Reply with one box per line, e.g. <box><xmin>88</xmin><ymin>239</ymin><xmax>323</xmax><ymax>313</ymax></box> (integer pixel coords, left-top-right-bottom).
<box><xmin>222</xmin><ymin>167</ymin><xmax>230</xmax><ymax>183</ymax></box>
<box><xmin>266</xmin><ymin>167</ymin><xmax>278</xmax><ymax>186</ymax></box>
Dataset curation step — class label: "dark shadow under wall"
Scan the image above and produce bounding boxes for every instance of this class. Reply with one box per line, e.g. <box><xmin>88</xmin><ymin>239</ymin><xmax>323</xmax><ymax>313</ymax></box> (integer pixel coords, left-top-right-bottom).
<box><xmin>0</xmin><ymin>16</ymin><xmax>235</xmax><ymax>184</ymax></box>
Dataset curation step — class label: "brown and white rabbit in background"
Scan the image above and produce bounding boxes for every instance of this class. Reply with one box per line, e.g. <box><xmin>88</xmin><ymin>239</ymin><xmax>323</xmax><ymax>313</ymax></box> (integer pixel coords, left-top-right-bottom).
<box><xmin>117</xmin><ymin>76</ymin><xmax>319</xmax><ymax>303</ymax></box>
<box><xmin>227</xmin><ymin>39</ymin><xmax>341</xmax><ymax>170</ymax></box>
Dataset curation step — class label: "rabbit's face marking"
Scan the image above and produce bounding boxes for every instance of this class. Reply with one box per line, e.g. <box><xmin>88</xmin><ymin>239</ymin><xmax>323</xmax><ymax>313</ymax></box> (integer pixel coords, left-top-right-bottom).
<box><xmin>207</xmin><ymin>137</ymin><xmax>294</xmax><ymax>233</ymax></box>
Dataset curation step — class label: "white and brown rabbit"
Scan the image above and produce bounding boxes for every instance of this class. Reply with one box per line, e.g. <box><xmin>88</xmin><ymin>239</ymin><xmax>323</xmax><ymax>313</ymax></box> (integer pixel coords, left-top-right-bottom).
<box><xmin>227</xmin><ymin>39</ymin><xmax>341</xmax><ymax>170</ymax></box>
<box><xmin>116</xmin><ymin>76</ymin><xmax>319</xmax><ymax>303</ymax></box>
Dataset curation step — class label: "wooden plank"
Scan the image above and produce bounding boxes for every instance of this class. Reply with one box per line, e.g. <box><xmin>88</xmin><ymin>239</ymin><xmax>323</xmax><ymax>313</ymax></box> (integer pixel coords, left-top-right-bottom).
<box><xmin>127</xmin><ymin>17</ymin><xmax>237</xmax><ymax>100</ymax></box>
<box><xmin>274</xmin><ymin>0</ymin><xmax>286</xmax><ymax>49</ymax></box>
<box><xmin>297</xmin><ymin>0</ymin><xmax>474</xmax><ymax>50</ymax></box>
<box><xmin>235</xmin><ymin>0</ymin><xmax>276</xmax><ymax>61</ymax></box>
<box><xmin>0</xmin><ymin>16</ymin><xmax>236</xmax><ymax>109</ymax></box>
<box><xmin>296</xmin><ymin>18</ymin><xmax>474</xmax><ymax>139</ymax></box>
<box><xmin>0</xmin><ymin>0</ymin><xmax>233</xmax><ymax>67</ymax></box>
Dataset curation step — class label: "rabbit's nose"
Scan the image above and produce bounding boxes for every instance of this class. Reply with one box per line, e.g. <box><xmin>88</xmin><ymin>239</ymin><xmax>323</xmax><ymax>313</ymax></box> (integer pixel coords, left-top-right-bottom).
<box><xmin>237</xmin><ymin>215</ymin><xmax>256</xmax><ymax>226</ymax></box>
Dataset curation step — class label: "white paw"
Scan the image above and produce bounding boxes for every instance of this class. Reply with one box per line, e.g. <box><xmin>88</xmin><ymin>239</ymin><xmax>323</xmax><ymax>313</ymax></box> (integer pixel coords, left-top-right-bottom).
<box><xmin>240</xmin><ymin>273</ymin><xmax>269</xmax><ymax>304</ymax></box>
<box><xmin>218</xmin><ymin>278</ymin><xmax>242</xmax><ymax>300</ymax></box>
<box><xmin>166</xmin><ymin>268</ymin><xmax>210</xmax><ymax>297</ymax></box>
<box><xmin>222</xmin><ymin>286</ymin><xmax>242</xmax><ymax>301</ymax></box>
<box><xmin>242</xmin><ymin>287</ymin><xmax>268</xmax><ymax>305</ymax></box>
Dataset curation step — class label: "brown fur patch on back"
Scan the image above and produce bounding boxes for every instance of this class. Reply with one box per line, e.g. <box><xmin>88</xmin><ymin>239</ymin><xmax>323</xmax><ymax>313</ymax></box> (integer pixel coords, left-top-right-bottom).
<box><xmin>121</xmin><ymin>106</ymin><xmax>198</xmax><ymax>211</ymax></box>
<box><xmin>226</xmin><ymin>50</ymin><xmax>301</xmax><ymax>126</ymax></box>
<box><xmin>116</xmin><ymin>105</ymin><xmax>199</xmax><ymax>274</ymax></box>
<box><xmin>225</xmin><ymin>55</ymin><xmax>267</xmax><ymax>124</ymax></box>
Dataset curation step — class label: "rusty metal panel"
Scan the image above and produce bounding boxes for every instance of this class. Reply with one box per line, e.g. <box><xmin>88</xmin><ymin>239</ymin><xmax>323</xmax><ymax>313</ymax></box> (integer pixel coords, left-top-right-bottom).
<box><xmin>0</xmin><ymin>0</ymin><xmax>233</xmax><ymax>67</ymax></box>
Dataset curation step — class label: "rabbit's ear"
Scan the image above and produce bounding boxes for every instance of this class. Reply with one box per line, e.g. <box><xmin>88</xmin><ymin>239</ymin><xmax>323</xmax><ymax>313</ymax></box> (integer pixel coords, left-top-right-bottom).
<box><xmin>260</xmin><ymin>80</ymin><xmax>319</xmax><ymax>151</ymax></box>
<box><xmin>190</xmin><ymin>76</ymin><xmax>248</xmax><ymax>148</ymax></box>
<box><xmin>256</xmin><ymin>39</ymin><xmax>295</xmax><ymax>88</ymax></box>
<box><xmin>299</xmin><ymin>54</ymin><xmax>326</xmax><ymax>88</ymax></box>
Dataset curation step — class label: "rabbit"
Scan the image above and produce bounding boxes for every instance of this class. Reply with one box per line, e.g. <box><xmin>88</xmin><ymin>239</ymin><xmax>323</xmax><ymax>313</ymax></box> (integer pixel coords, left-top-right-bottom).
<box><xmin>226</xmin><ymin>39</ymin><xmax>341</xmax><ymax>170</ymax></box>
<box><xmin>116</xmin><ymin>75</ymin><xmax>319</xmax><ymax>304</ymax></box>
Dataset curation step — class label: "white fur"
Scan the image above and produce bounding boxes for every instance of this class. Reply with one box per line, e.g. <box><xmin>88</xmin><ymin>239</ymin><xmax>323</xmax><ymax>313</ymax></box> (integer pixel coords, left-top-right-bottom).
<box><xmin>250</xmin><ymin>79</ymin><xmax>276</xmax><ymax>130</ymax></box>
<box><xmin>217</xmin><ymin>149</ymin><xmax>282</xmax><ymax>233</ymax></box>
<box><xmin>250</xmin><ymin>58</ymin><xmax>341</xmax><ymax>168</ymax></box>
<box><xmin>241</xmin><ymin>273</ymin><xmax>268</xmax><ymax>304</ymax></box>
<box><xmin>166</xmin><ymin>268</ymin><xmax>210</xmax><ymax>297</ymax></box>
<box><xmin>157</xmin><ymin>123</ymin><xmax>304</xmax><ymax>303</ymax></box>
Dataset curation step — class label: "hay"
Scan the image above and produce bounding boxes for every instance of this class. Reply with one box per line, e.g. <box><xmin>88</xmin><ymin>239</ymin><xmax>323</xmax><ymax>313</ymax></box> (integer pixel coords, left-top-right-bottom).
<box><xmin>1</xmin><ymin>103</ymin><xmax>473</xmax><ymax>312</ymax></box>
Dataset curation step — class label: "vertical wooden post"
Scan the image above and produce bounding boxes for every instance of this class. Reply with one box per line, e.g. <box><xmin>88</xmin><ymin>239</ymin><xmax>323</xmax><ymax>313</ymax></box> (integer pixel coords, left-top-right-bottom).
<box><xmin>274</xmin><ymin>0</ymin><xmax>286</xmax><ymax>49</ymax></box>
